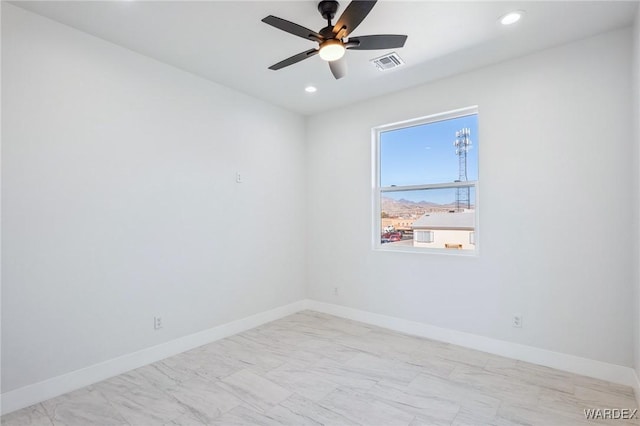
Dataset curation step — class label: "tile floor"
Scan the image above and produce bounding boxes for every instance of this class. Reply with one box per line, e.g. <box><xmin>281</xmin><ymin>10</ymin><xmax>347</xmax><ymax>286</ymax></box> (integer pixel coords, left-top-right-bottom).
<box><xmin>2</xmin><ymin>311</ymin><xmax>638</xmax><ymax>425</ymax></box>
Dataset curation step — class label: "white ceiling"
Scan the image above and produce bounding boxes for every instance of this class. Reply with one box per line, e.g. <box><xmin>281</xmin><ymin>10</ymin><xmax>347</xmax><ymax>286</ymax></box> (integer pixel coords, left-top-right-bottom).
<box><xmin>11</xmin><ymin>1</ymin><xmax>638</xmax><ymax>115</ymax></box>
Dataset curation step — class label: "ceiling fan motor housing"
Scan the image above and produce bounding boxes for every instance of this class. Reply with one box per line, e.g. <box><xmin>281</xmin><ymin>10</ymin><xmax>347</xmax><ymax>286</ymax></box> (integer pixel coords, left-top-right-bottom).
<box><xmin>319</xmin><ymin>26</ymin><xmax>336</xmax><ymax>39</ymax></box>
<box><xmin>318</xmin><ymin>1</ymin><xmax>340</xmax><ymax>22</ymax></box>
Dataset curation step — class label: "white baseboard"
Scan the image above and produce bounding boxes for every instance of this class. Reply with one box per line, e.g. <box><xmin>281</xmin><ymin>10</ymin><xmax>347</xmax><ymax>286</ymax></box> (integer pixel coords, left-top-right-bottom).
<box><xmin>307</xmin><ymin>300</ymin><xmax>637</xmax><ymax>389</ymax></box>
<box><xmin>0</xmin><ymin>299</ymin><xmax>310</xmax><ymax>415</ymax></box>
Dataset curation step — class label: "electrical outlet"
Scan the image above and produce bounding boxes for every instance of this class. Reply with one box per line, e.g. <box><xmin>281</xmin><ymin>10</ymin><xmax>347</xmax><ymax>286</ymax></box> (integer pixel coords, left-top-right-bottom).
<box><xmin>333</xmin><ymin>287</ymin><xmax>339</xmax><ymax>296</ymax></box>
<box><xmin>154</xmin><ymin>316</ymin><xmax>163</xmax><ymax>330</ymax></box>
<box><xmin>236</xmin><ymin>172</ymin><xmax>243</xmax><ymax>183</ymax></box>
<box><xmin>512</xmin><ymin>314</ymin><xmax>522</xmax><ymax>328</ymax></box>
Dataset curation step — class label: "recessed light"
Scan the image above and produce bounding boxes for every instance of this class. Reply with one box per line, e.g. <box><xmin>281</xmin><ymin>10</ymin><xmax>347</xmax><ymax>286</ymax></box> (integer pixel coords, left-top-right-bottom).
<box><xmin>305</xmin><ymin>86</ymin><xmax>317</xmax><ymax>93</ymax></box>
<box><xmin>500</xmin><ymin>11</ymin><xmax>524</xmax><ymax>26</ymax></box>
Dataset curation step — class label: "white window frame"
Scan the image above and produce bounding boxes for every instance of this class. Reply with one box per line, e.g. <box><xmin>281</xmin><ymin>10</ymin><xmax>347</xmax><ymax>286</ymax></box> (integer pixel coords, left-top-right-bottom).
<box><xmin>372</xmin><ymin>106</ymin><xmax>479</xmax><ymax>255</ymax></box>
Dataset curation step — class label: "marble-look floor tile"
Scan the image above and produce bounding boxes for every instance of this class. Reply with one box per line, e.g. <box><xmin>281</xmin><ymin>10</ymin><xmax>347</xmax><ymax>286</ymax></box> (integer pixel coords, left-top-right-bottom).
<box><xmin>497</xmin><ymin>401</ymin><xmax>597</xmax><ymax>426</ymax></box>
<box><xmin>305</xmin><ymin>310</ymin><xmax>339</xmax><ymax>320</ymax></box>
<box><xmin>410</xmin><ymin>415</ymin><xmax>456</xmax><ymax>426</ymax></box>
<box><xmin>269</xmin><ymin>393</ymin><xmax>359</xmax><ymax>425</ymax></box>
<box><xmin>152</xmin><ymin>354</ymin><xmax>202</xmax><ymax>384</ymax></box>
<box><xmin>408</xmin><ymin>373</ymin><xmax>502</xmax><ymax>419</ymax></box>
<box><xmin>278</xmin><ymin>310</ymin><xmax>334</xmax><ymax>324</ymax></box>
<box><xmin>163</xmin><ymin>412</ymin><xmax>206</xmax><ymax>426</ymax></box>
<box><xmin>0</xmin><ymin>404</ymin><xmax>53</xmax><ymax>426</ymax></box>
<box><xmin>447</xmin><ymin>364</ymin><xmax>541</xmax><ymax>405</ymax></box>
<box><xmin>200</xmin><ymin>338</ymin><xmax>286</xmax><ymax>375</ymax></box>
<box><xmin>230</xmin><ymin>329</ymin><xmax>298</xmax><ymax>352</ymax></box>
<box><xmin>365</xmin><ymin>381</ymin><xmax>460</xmax><ymax>423</ymax></box>
<box><xmin>488</xmin><ymin>415</ymin><xmax>540</xmax><ymax>426</ymax></box>
<box><xmin>262</xmin><ymin>314</ymin><xmax>346</xmax><ymax>341</ymax></box>
<box><xmin>210</xmin><ymin>405</ymin><xmax>282</xmax><ymax>426</ymax></box>
<box><xmin>94</xmin><ymin>373</ymin><xmax>186</xmax><ymax>425</ymax></box>
<box><xmin>343</xmin><ymin>352</ymin><xmax>422</xmax><ymax>384</ymax></box>
<box><xmin>571</xmin><ymin>373</ymin><xmax>637</xmax><ymax>398</ymax></box>
<box><xmin>41</xmin><ymin>387</ymin><xmax>128</xmax><ymax>426</ymax></box>
<box><xmin>4</xmin><ymin>311</ymin><xmax>638</xmax><ymax>426</ymax></box>
<box><xmin>484</xmin><ymin>358</ymin><xmax>575</xmax><ymax>394</ymax></box>
<box><xmin>130</xmin><ymin>362</ymin><xmax>185</xmax><ymax>389</ymax></box>
<box><xmin>182</xmin><ymin>348</ymin><xmax>245</xmax><ymax>382</ymax></box>
<box><xmin>332</xmin><ymin>329</ymin><xmax>423</xmax><ymax>360</ymax></box>
<box><xmin>227</xmin><ymin>334</ymin><xmax>323</xmax><ymax>369</ymax></box>
<box><xmin>166</xmin><ymin>376</ymin><xmax>242</xmax><ymax>424</ymax></box>
<box><xmin>304</xmin><ymin>357</ymin><xmax>379</xmax><ymax>391</ymax></box>
<box><xmin>394</xmin><ymin>349</ymin><xmax>460</xmax><ymax>380</ymax></box>
<box><xmin>218</xmin><ymin>369</ymin><xmax>292</xmax><ymax>413</ymax></box>
<box><xmin>278</xmin><ymin>322</ymin><xmax>345</xmax><ymax>340</ymax></box>
<box><xmin>573</xmin><ymin>385</ymin><xmax>638</xmax><ymax>408</ymax></box>
<box><xmin>431</xmin><ymin>344</ymin><xmax>493</xmax><ymax>369</ymax></box>
<box><xmin>328</xmin><ymin>331</ymin><xmax>389</xmax><ymax>357</ymax></box>
<box><xmin>242</xmin><ymin>329</ymin><xmax>315</xmax><ymax>351</ymax></box>
<box><xmin>451</xmin><ymin>409</ymin><xmax>499</xmax><ymax>426</ymax></box>
<box><xmin>294</xmin><ymin>339</ymin><xmax>363</xmax><ymax>363</ymax></box>
<box><xmin>537</xmin><ymin>387</ymin><xmax>640</xmax><ymax>426</ymax></box>
<box><xmin>374</xmin><ymin>329</ymin><xmax>459</xmax><ymax>362</ymax></box>
<box><xmin>318</xmin><ymin>387</ymin><xmax>414</xmax><ymax>426</ymax></box>
<box><xmin>322</xmin><ymin>317</ymin><xmax>376</xmax><ymax>337</ymax></box>
<box><xmin>275</xmin><ymin>349</ymin><xmax>327</xmax><ymax>369</ymax></box>
<box><xmin>265</xmin><ymin>363</ymin><xmax>340</xmax><ymax>401</ymax></box>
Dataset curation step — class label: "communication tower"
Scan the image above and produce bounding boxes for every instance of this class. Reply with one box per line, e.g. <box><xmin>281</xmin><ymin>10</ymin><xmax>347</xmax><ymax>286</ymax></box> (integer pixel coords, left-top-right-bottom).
<box><xmin>454</xmin><ymin>128</ymin><xmax>472</xmax><ymax>211</ymax></box>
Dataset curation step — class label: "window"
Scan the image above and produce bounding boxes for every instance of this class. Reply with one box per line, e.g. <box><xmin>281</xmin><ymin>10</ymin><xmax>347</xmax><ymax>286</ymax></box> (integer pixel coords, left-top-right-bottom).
<box><xmin>415</xmin><ymin>230</ymin><xmax>434</xmax><ymax>243</ymax></box>
<box><xmin>373</xmin><ymin>107</ymin><xmax>478</xmax><ymax>253</ymax></box>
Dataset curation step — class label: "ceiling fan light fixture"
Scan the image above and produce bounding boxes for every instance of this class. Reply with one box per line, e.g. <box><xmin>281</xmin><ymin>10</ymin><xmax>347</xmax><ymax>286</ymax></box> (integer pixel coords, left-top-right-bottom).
<box><xmin>319</xmin><ymin>40</ymin><xmax>346</xmax><ymax>61</ymax></box>
<box><xmin>499</xmin><ymin>11</ymin><xmax>524</xmax><ymax>25</ymax></box>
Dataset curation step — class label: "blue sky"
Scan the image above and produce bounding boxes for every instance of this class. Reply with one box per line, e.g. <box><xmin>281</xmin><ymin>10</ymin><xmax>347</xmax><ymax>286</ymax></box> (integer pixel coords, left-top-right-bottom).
<box><xmin>380</xmin><ymin>114</ymin><xmax>478</xmax><ymax>203</ymax></box>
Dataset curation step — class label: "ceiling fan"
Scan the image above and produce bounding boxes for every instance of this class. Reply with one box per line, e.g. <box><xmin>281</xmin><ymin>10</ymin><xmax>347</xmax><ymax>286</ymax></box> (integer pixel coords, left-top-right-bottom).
<box><xmin>262</xmin><ymin>0</ymin><xmax>408</xmax><ymax>80</ymax></box>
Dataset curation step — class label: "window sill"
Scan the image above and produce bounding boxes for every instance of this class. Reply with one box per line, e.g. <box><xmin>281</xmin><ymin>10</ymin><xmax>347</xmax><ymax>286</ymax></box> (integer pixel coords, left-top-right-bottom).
<box><xmin>373</xmin><ymin>244</ymin><xmax>478</xmax><ymax>257</ymax></box>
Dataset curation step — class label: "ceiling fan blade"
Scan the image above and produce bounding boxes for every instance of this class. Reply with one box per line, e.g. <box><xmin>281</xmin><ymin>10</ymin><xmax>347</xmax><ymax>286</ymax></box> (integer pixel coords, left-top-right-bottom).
<box><xmin>262</xmin><ymin>15</ymin><xmax>324</xmax><ymax>42</ymax></box>
<box><xmin>268</xmin><ymin>48</ymin><xmax>319</xmax><ymax>70</ymax></box>
<box><xmin>332</xmin><ymin>1</ymin><xmax>377</xmax><ymax>39</ymax></box>
<box><xmin>346</xmin><ymin>34</ymin><xmax>407</xmax><ymax>50</ymax></box>
<box><xmin>329</xmin><ymin>57</ymin><xmax>348</xmax><ymax>80</ymax></box>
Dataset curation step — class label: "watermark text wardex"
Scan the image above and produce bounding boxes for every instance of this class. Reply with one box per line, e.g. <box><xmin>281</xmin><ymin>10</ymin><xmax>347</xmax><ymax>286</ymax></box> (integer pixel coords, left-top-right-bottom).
<box><xmin>584</xmin><ymin>408</ymin><xmax>638</xmax><ymax>420</ymax></box>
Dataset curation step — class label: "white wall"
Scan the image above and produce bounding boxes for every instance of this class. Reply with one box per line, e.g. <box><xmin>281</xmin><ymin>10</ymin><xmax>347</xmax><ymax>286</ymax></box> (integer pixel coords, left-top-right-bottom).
<box><xmin>2</xmin><ymin>0</ymin><xmax>638</xmax><ymax>400</ymax></box>
<box><xmin>633</xmin><ymin>4</ymin><xmax>640</xmax><ymax>379</ymax></box>
<box><xmin>1</xmin><ymin>4</ymin><xmax>306</xmax><ymax>393</ymax></box>
<box><xmin>306</xmin><ymin>28</ymin><xmax>634</xmax><ymax>367</ymax></box>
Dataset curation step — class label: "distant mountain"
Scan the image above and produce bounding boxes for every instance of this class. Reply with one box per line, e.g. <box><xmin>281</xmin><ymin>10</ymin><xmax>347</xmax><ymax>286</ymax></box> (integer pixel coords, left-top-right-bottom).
<box><xmin>381</xmin><ymin>196</ymin><xmax>472</xmax><ymax>217</ymax></box>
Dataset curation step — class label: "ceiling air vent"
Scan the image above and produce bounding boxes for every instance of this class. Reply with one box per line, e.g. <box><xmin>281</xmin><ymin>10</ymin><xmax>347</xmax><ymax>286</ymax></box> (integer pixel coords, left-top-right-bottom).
<box><xmin>371</xmin><ymin>52</ymin><xmax>404</xmax><ymax>71</ymax></box>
